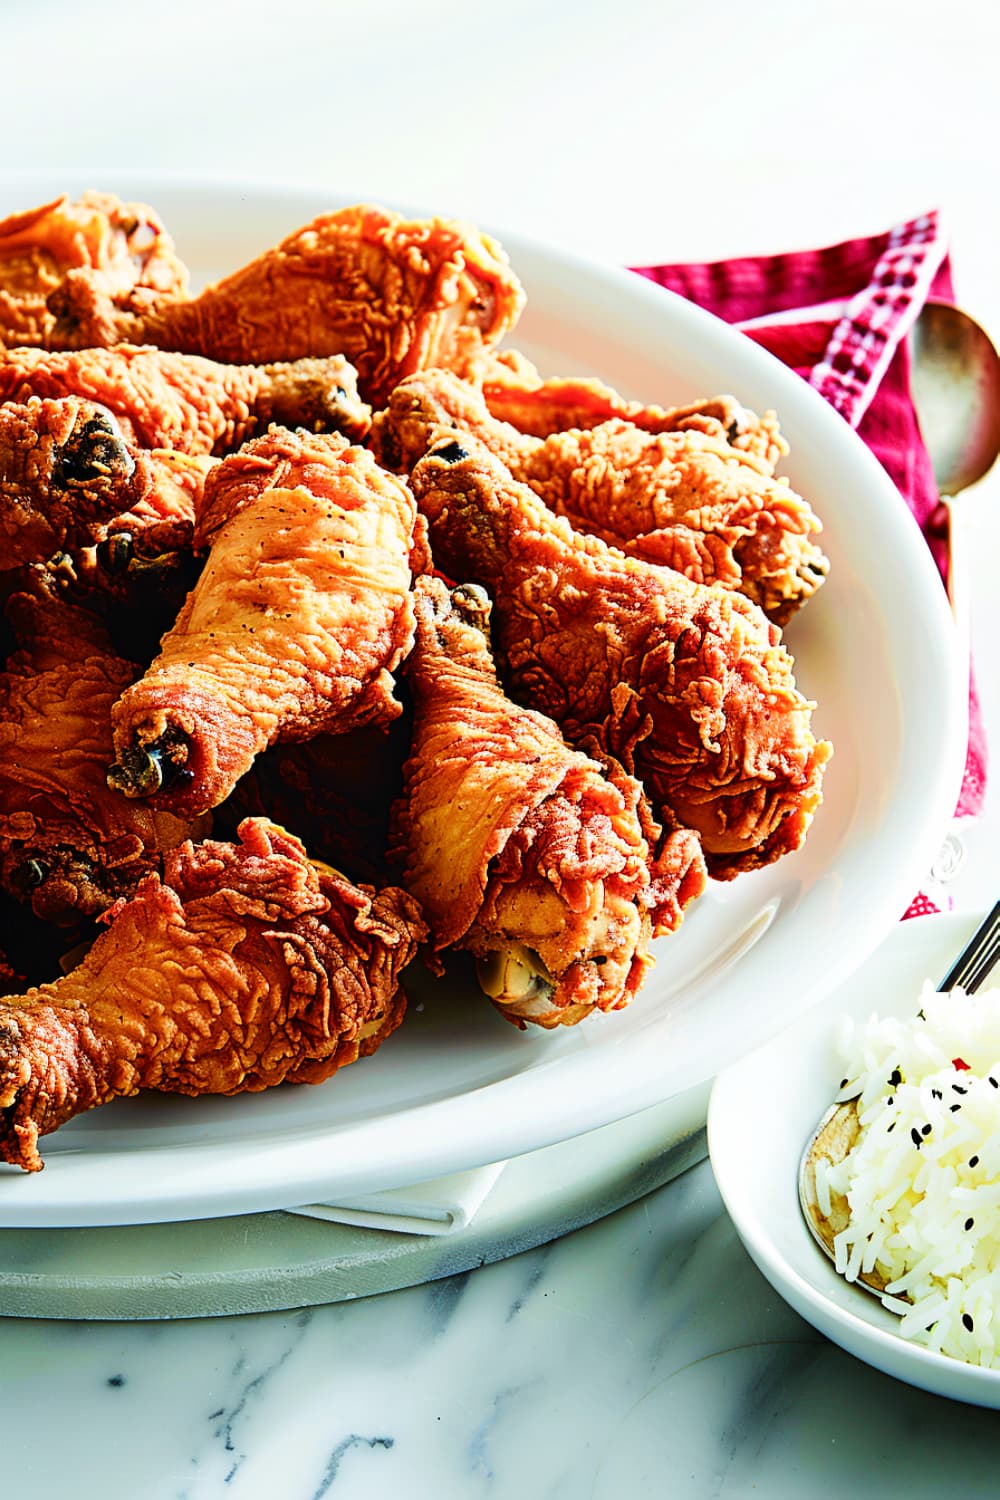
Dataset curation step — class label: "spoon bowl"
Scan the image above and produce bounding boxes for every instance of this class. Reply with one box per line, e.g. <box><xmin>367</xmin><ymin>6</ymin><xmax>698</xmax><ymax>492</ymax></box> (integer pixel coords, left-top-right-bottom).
<box><xmin>908</xmin><ymin>302</ymin><xmax>1000</xmax><ymax>496</ymax></box>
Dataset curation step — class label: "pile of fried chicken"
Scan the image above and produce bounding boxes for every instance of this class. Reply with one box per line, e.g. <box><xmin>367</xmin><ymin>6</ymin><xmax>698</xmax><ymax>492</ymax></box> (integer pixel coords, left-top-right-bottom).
<box><xmin>0</xmin><ymin>189</ymin><xmax>831</xmax><ymax>1171</ymax></box>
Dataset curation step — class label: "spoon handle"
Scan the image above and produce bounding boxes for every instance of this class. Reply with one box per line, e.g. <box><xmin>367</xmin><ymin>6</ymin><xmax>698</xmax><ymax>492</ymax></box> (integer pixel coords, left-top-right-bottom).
<box><xmin>936</xmin><ymin>900</ymin><xmax>1000</xmax><ymax>994</ymax></box>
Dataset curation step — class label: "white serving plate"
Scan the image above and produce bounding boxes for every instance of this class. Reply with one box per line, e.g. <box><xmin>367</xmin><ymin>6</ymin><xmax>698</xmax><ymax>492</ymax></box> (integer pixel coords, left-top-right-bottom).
<box><xmin>709</xmin><ymin>909</ymin><xmax>1000</xmax><ymax>1408</ymax></box>
<box><xmin>0</xmin><ymin>172</ymin><xmax>967</xmax><ymax>1227</ymax></box>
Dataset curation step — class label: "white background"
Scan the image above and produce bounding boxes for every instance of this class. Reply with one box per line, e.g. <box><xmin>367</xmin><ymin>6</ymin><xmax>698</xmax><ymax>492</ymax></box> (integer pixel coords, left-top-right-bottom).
<box><xmin>7</xmin><ymin>0</ymin><xmax>999</xmax><ymax>274</ymax></box>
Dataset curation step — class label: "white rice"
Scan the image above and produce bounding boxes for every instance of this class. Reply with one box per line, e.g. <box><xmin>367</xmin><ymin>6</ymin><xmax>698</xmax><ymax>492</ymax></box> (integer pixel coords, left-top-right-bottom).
<box><xmin>818</xmin><ymin>980</ymin><xmax>1000</xmax><ymax>1367</ymax></box>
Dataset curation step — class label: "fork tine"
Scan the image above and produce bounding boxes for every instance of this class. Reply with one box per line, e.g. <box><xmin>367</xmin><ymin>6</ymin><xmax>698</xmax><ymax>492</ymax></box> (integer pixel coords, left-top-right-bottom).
<box><xmin>937</xmin><ymin>901</ymin><xmax>1000</xmax><ymax>994</ymax></box>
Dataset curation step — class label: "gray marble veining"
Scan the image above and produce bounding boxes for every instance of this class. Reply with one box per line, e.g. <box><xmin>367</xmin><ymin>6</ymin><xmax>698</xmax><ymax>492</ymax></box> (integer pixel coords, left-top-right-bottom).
<box><xmin>5</xmin><ymin>1163</ymin><xmax>1000</xmax><ymax>1499</ymax></box>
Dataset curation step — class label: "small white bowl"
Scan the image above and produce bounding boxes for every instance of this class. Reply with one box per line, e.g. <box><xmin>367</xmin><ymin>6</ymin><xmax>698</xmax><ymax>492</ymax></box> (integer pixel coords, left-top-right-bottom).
<box><xmin>708</xmin><ymin>908</ymin><xmax>1000</xmax><ymax>1409</ymax></box>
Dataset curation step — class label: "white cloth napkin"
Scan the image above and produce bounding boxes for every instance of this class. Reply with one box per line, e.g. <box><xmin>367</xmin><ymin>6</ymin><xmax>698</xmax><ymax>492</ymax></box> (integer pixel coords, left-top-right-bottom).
<box><xmin>285</xmin><ymin>1160</ymin><xmax>508</xmax><ymax>1236</ymax></box>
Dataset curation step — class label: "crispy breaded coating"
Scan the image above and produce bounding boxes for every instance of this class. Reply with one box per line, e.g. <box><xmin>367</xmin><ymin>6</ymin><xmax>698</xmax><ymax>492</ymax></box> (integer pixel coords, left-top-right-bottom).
<box><xmin>516</xmin><ymin>421</ymin><xmax>827</xmax><ymax>625</ymax></box>
<box><xmin>107</xmin><ymin>430</ymin><xmax>420</xmax><ymax>816</ymax></box>
<box><xmin>50</xmin><ymin>204</ymin><xmax>526</xmax><ymax>407</ymax></box>
<box><xmin>0</xmin><ymin>345</ymin><xmax>371</xmax><ymax>455</ymax></box>
<box><xmin>0</xmin><ymin>586</ymin><xmax>203</xmax><ymax>924</ymax></box>
<box><xmin>0</xmin><ymin>818</ymin><xmax>427</xmax><ymax>1172</ymax></box>
<box><xmin>376</xmin><ymin>369</ymin><xmax>828</xmax><ymax>623</ymax></box>
<box><xmin>372</xmin><ymin>366</ymin><xmax>530</xmax><ymax>475</ymax></box>
<box><xmin>0</xmin><ymin>396</ymin><xmax>151</xmax><ymax>569</ymax></box>
<box><xmin>478</xmin><ymin>349</ymin><xmax>787</xmax><ymax>471</ymax></box>
<box><xmin>0</xmin><ymin>191</ymin><xmax>188</xmax><ymax>349</ymax></box>
<box><xmin>113</xmin><ymin>448</ymin><xmax>213</xmax><ymax>535</ymax></box>
<box><xmin>190</xmin><ymin>422</ymin><xmax>424</xmax><ymax>565</ymax></box>
<box><xmin>410</xmin><ymin>434</ymin><xmax>831</xmax><ymax>878</ymax></box>
<box><xmin>390</xmin><ymin>577</ymin><xmax>705</xmax><ymax>1027</ymax></box>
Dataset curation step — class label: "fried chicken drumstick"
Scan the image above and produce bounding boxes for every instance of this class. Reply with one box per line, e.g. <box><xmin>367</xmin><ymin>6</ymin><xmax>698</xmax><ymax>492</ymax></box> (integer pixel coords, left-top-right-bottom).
<box><xmin>390</xmin><ymin>577</ymin><xmax>705</xmax><ymax>1027</ymax></box>
<box><xmin>51</xmin><ymin>204</ymin><xmax>526</xmax><ymax>407</ymax></box>
<box><xmin>478</xmin><ymin>349</ymin><xmax>787</xmax><ymax>470</ymax></box>
<box><xmin>0</xmin><ymin>818</ymin><xmax>426</xmax><ymax>1172</ymax></box>
<box><xmin>0</xmin><ymin>344</ymin><xmax>371</xmax><ymax>455</ymax></box>
<box><xmin>411</xmin><ymin>435</ymin><xmax>831</xmax><ymax>878</ymax></box>
<box><xmin>0</xmin><ymin>191</ymin><xmax>188</xmax><ymax>350</ymax></box>
<box><xmin>376</xmin><ymin>369</ymin><xmax>828</xmax><ymax>623</ymax></box>
<box><xmin>107</xmin><ymin>428</ymin><xmax>420</xmax><ymax>816</ymax></box>
<box><xmin>1</xmin><ymin>397</ymin><xmax>151</xmax><ymax>569</ymax></box>
<box><xmin>0</xmin><ymin>586</ymin><xmax>204</xmax><ymax>924</ymax></box>
<box><xmin>518</xmin><ymin>421</ymin><xmax>828</xmax><ymax>623</ymax></box>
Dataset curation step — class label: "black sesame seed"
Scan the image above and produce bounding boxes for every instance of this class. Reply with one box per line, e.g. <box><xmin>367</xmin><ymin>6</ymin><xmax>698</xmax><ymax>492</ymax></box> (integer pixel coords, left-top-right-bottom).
<box><xmin>950</xmin><ymin>1104</ymin><xmax>962</xmax><ymax>1112</ymax></box>
<box><xmin>931</xmin><ymin>1089</ymin><xmax>943</xmax><ymax>1099</ymax></box>
<box><xmin>839</xmin><ymin>1078</ymin><xmax>849</xmax><ymax>1089</ymax></box>
<box><xmin>921</xmin><ymin>1123</ymin><xmax>932</xmax><ymax>1136</ymax></box>
<box><xmin>963</xmin><ymin>1313</ymin><xmax>974</xmax><ymax>1332</ymax></box>
<box><xmin>969</xmin><ymin>1156</ymin><xmax>980</xmax><ymax>1168</ymax></box>
<box><xmin>911</xmin><ymin>1128</ymin><xmax>923</xmax><ymax>1147</ymax></box>
<box><xmin>887</xmin><ymin>1096</ymin><xmax>896</xmax><ymax>1107</ymax></box>
<box><xmin>887</xmin><ymin>1122</ymin><xmax>896</xmax><ymax>1133</ymax></box>
<box><xmin>953</xmin><ymin>1085</ymin><xmax>968</xmax><ymax>1094</ymax></box>
<box><xmin>965</xmin><ymin>1218</ymin><xmax>975</xmax><ymax>1231</ymax></box>
<box><xmin>890</xmin><ymin>1069</ymin><xmax>902</xmax><ymax>1087</ymax></box>
<box><xmin>991</xmin><ymin>1078</ymin><xmax>999</xmax><ymax>1090</ymax></box>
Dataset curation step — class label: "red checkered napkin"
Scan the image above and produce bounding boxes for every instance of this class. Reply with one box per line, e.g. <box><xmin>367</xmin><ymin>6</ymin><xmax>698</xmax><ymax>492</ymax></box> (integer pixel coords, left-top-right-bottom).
<box><xmin>631</xmin><ymin>211</ymin><xmax>987</xmax><ymax>914</ymax></box>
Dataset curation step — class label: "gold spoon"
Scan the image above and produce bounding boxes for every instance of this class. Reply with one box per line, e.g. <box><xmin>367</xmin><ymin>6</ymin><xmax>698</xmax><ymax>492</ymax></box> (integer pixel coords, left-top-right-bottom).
<box><xmin>908</xmin><ymin>302</ymin><xmax>1000</xmax><ymax>497</ymax></box>
<box><xmin>909</xmin><ymin>304</ymin><xmax>1000</xmax><ymax>617</ymax></box>
<box><xmin>798</xmin><ymin>901</ymin><xmax>1000</xmax><ymax>1295</ymax></box>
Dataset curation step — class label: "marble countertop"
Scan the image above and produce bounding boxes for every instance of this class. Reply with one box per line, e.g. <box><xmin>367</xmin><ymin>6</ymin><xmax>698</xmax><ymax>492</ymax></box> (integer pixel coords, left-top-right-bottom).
<box><xmin>7</xmin><ymin>1160</ymin><xmax>1000</xmax><ymax>1498</ymax></box>
<box><xmin>1</xmin><ymin>0</ymin><xmax>999</xmax><ymax>1492</ymax></box>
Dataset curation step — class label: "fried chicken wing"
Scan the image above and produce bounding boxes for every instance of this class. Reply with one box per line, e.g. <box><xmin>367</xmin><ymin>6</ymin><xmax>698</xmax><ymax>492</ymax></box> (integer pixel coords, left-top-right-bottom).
<box><xmin>0</xmin><ymin>345</ymin><xmax>371</xmax><ymax>455</ymax></box>
<box><xmin>50</xmin><ymin>204</ymin><xmax>526</xmax><ymax>407</ymax></box>
<box><xmin>0</xmin><ymin>397</ymin><xmax>151</xmax><ymax>569</ymax></box>
<box><xmin>0</xmin><ymin>817</ymin><xmax>426</xmax><ymax>1171</ymax></box>
<box><xmin>478</xmin><ymin>349</ymin><xmax>787</xmax><ymax>470</ymax></box>
<box><xmin>0</xmin><ymin>191</ymin><xmax>188</xmax><ymax>349</ymax></box>
<box><xmin>0</xmin><ymin>585</ymin><xmax>203</xmax><ymax>924</ymax></box>
<box><xmin>389</xmin><ymin>577</ymin><xmax>705</xmax><ymax>1028</ymax></box>
<box><xmin>107</xmin><ymin>429</ymin><xmax>420</xmax><ymax>816</ymax></box>
<box><xmin>375</xmin><ymin>369</ymin><xmax>828</xmax><ymax>622</ymax></box>
<box><xmin>410</xmin><ymin>435</ymin><xmax>831</xmax><ymax>878</ymax></box>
